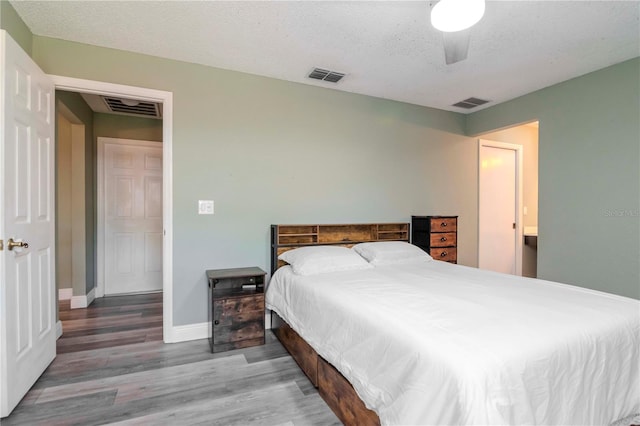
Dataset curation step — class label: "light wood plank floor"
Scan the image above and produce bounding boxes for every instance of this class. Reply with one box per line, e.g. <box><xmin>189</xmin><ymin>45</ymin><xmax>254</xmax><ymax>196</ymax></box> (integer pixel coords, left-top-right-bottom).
<box><xmin>4</xmin><ymin>293</ymin><xmax>340</xmax><ymax>425</ymax></box>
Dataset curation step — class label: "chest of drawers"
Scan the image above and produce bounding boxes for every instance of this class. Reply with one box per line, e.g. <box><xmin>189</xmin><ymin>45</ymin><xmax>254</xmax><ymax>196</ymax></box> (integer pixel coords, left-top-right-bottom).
<box><xmin>411</xmin><ymin>216</ymin><xmax>458</xmax><ymax>263</ymax></box>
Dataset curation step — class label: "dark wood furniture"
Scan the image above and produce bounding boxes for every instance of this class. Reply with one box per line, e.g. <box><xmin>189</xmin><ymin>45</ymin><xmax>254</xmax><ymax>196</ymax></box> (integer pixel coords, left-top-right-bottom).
<box><xmin>270</xmin><ymin>223</ymin><xmax>409</xmax><ymax>425</ymax></box>
<box><xmin>206</xmin><ymin>267</ymin><xmax>266</xmax><ymax>353</ymax></box>
<box><xmin>411</xmin><ymin>215</ymin><xmax>458</xmax><ymax>263</ymax></box>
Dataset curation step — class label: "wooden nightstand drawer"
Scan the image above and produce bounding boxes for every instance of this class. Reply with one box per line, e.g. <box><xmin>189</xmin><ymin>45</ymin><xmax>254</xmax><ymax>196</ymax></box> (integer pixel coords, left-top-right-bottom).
<box><xmin>214</xmin><ymin>294</ymin><xmax>264</xmax><ymax>316</ymax></box>
<box><xmin>430</xmin><ymin>232</ymin><xmax>456</xmax><ymax>247</ymax></box>
<box><xmin>211</xmin><ymin>294</ymin><xmax>265</xmax><ymax>352</ymax></box>
<box><xmin>430</xmin><ymin>247</ymin><xmax>457</xmax><ymax>262</ymax></box>
<box><xmin>213</xmin><ymin>297</ymin><xmax>264</xmax><ymax>345</ymax></box>
<box><xmin>213</xmin><ymin>322</ymin><xmax>264</xmax><ymax>344</ymax></box>
<box><xmin>430</xmin><ymin>217</ymin><xmax>457</xmax><ymax>232</ymax></box>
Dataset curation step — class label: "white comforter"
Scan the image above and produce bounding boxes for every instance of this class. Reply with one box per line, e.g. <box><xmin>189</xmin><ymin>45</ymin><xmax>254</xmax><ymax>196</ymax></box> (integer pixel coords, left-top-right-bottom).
<box><xmin>266</xmin><ymin>260</ymin><xmax>640</xmax><ymax>425</ymax></box>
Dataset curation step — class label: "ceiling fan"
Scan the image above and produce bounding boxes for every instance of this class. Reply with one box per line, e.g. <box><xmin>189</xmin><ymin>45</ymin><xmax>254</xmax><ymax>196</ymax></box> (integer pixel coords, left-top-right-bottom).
<box><xmin>430</xmin><ymin>0</ymin><xmax>486</xmax><ymax>65</ymax></box>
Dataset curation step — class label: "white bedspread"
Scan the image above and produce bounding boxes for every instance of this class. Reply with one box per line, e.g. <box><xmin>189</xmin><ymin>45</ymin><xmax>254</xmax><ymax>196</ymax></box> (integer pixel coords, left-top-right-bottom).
<box><xmin>266</xmin><ymin>261</ymin><xmax>640</xmax><ymax>425</ymax></box>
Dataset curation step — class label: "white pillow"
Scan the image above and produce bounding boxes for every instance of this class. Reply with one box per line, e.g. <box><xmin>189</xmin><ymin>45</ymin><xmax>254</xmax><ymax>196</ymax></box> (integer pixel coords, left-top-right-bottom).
<box><xmin>279</xmin><ymin>246</ymin><xmax>373</xmax><ymax>276</ymax></box>
<box><xmin>352</xmin><ymin>241</ymin><xmax>432</xmax><ymax>266</ymax></box>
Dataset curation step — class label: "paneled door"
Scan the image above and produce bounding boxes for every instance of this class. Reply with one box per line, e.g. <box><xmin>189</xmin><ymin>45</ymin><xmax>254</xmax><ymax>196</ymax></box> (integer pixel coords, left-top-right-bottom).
<box><xmin>0</xmin><ymin>31</ymin><xmax>56</xmax><ymax>417</ymax></box>
<box><xmin>478</xmin><ymin>139</ymin><xmax>523</xmax><ymax>275</ymax></box>
<box><xmin>98</xmin><ymin>138</ymin><xmax>162</xmax><ymax>295</ymax></box>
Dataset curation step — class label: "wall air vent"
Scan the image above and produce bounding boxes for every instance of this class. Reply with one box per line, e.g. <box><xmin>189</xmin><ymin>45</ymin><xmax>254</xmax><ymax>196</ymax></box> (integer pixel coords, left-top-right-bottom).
<box><xmin>102</xmin><ymin>96</ymin><xmax>162</xmax><ymax>118</ymax></box>
<box><xmin>308</xmin><ymin>68</ymin><xmax>345</xmax><ymax>83</ymax></box>
<box><xmin>452</xmin><ymin>97</ymin><xmax>490</xmax><ymax>109</ymax></box>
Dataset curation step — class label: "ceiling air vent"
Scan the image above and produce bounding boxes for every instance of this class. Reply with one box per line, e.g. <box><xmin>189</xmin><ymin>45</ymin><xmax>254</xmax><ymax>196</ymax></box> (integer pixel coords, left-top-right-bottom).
<box><xmin>308</xmin><ymin>68</ymin><xmax>345</xmax><ymax>83</ymax></box>
<box><xmin>102</xmin><ymin>96</ymin><xmax>162</xmax><ymax>118</ymax></box>
<box><xmin>452</xmin><ymin>97</ymin><xmax>490</xmax><ymax>109</ymax></box>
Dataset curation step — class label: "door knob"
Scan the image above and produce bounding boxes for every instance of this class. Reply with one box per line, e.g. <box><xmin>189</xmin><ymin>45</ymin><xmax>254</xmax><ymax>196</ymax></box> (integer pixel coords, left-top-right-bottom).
<box><xmin>7</xmin><ymin>238</ymin><xmax>29</xmax><ymax>251</ymax></box>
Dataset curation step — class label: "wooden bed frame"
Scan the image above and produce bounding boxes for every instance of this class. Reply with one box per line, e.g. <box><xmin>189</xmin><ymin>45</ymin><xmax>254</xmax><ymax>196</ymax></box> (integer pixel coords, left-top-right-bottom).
<box><xmin>270</xmin><ymin>223</ymin><xmax>410</xmax><ymax>426</ymax></box>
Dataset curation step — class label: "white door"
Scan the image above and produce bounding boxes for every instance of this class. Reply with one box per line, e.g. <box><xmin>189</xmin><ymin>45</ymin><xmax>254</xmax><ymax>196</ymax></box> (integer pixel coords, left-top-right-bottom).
<box><xmin>478</xmin><ymin>140</ymin><xmax>523</xmax><ymax>275</ymax></box>
<box><xmin>98</xmin><ymin>138</ymin><xmax>162</xmax><ymax>295</ymax></box>
<box><xmin>0</xmin><ymin>31</ymin><xmax>56</xmax><ymax>417</ymax></box>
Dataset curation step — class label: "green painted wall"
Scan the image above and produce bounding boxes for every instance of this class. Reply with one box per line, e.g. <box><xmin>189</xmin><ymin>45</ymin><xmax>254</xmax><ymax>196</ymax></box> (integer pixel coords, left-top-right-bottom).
<box><xmin>56</xmin><ymin>90</ymin><xmax>96</xmax><ymax>297</ymax></box>
<box><xmin>32</xmin><ymin>36</ymin><xmax>478</xmax><ymax>326</ymax></box>
<box><xmin>0</xmin><ymin>0</ymin><xmax>31</xmax><ymax>55</ymax></box>
<box><xmin>93</xmin><ymin>113</ymin><xmax>163</xmax><ymax>143</ymax></box>
<box><xmin>468</xmin><ymin>58</ymin><xmax>640</xmax><ymax>299</ymax></box>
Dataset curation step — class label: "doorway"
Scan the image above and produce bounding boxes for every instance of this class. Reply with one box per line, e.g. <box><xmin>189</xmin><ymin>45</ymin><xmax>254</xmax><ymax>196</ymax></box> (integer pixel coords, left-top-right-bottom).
<box><xmin>478</xmin><ymin>139</ymin><xmax>523</xmax><ymax>275</ymax></box>
<box><xmin>51</xmin><ymin>76</ymin><xmax>175</xmax><ymax>342</ymax></box>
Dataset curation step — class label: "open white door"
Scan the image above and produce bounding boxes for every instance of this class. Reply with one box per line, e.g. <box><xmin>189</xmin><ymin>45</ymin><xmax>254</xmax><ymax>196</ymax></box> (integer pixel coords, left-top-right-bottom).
<box><xmin>0</xmin><ymin>31</ymin><xmax>56</xmax><ymax>417</ymax></box>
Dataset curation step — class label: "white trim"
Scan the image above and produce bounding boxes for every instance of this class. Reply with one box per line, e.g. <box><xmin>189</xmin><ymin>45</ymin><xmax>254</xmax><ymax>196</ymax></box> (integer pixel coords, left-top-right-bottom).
<box><xmin>477</xmin><ymin>139</ymin><xmax>524</xmax><ymax>276</ymax></box>
<box><xmin>56</xmin><ymin>321</ymin><xmax>63</xmax><ymax>339</ymax></box>
<box><xmin>170</xmin><ymin>322</ymin><xmax>209</xmax><ymax>343</ymax></box>
<box><xmin>97</xmin><ymin>137</ymin><xmax>162</xmax><ymax>298</ymax></box>
<box><xmin>58</xmin><ymin>288</ymin><xmax>73</xmax><ymax>301</ymax></box>
<box><xmin>70</xmin><ymin>287</ymin><xmax>95</xmax><ymax>309</ymax></box>
<box><xmin>50</xmin><ymin>75</ymin><xmax>174</xmax><ymax>343</ymax></box>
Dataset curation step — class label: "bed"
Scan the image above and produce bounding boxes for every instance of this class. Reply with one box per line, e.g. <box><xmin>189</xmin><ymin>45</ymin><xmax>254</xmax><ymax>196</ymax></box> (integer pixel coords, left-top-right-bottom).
<box><xmin>266</xmin><ymin>223</ymin><xmax>640</xmax><ymax>426</ymax></box>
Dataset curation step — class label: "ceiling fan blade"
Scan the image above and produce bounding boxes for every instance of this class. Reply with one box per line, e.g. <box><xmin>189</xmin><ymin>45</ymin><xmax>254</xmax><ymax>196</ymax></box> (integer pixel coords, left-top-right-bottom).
<box><xmin>442</xmin><ymin>29</ymin><xmax>471</xmax><ymax>65</ymax></box>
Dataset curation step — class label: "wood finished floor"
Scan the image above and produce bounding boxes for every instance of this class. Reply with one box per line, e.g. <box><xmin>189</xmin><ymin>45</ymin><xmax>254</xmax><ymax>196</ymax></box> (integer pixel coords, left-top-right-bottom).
<box><xmin>4</xmin><ymin>293</ymin><xmax>340</xmax><ymax>426</ymax></box>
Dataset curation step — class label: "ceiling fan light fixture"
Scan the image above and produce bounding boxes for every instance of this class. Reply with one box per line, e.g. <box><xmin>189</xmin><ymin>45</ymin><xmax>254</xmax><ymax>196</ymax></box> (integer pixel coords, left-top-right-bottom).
<box><xmin>431</xmin><ymin>0</ymin><xmax>486</xmax><ymax>32</ymax></box>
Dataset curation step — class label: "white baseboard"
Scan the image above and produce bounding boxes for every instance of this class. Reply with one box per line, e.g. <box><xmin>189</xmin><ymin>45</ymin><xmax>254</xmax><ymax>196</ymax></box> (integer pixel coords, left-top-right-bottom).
<box><xmin>87</xmin><ymin>287</ymin><xmax>96</xmax><ymax>306</ymax></box>
<box><xmin>165</xmin><ymin>322</ymin><xmax>208</xmax><ymax>343</ymax></box>
<box><xmin>58</xmin><ymin>288</ymin><xmax>72</xmax><ymax>300</ymax></box>
<box><xmin>56</xmin><ymin>320</ymin><xmax>63</xmax><ymax>339</ymax></box>
<box><xmin>70</xmin><ymin>287</ymin><xmax>96</xmax><ymax>309</ymax></box>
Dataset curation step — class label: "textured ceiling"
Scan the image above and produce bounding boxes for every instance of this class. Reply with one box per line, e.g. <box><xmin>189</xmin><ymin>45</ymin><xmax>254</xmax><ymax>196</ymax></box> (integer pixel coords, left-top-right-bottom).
<box><xmin>11</xmin><ymin>1</ymin><xmax>640</xmax><ymax>113</ymax></box>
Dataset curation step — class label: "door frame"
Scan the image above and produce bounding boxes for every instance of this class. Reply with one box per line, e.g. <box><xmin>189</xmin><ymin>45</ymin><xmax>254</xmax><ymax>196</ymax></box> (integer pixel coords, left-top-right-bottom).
<box><xmin>56</xmin><ymin>103</ymin><xmax>87</xmax><ymax>309</ymax></box>
<box><xmin>477</xmin><ymin>139</ymin><xmax>524</xmax><ymax>275</ymax></box>
<box><xmin>97</xmin><ymin>137</ymin><xmax>163</xmax><ymax>297</ymax></box>
<box><xmin>51</xmin><ymin>75</ymin><xmax>176</xmax><ymax>342</ymax></box>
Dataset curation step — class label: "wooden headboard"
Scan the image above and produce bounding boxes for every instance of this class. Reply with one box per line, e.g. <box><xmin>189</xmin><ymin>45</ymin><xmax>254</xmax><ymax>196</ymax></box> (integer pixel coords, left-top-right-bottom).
<box><xmin>270</xmin><ymin>223</ymin><xmax>410</xmax><ymax>274</ymax></box>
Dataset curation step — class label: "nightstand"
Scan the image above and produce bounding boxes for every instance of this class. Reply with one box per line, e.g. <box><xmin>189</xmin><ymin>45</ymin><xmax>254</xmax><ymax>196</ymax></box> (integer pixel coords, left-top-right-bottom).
<box><xmin>206</xmin><ymin>266</ymin><xmax>266</xmax><ymax>353</ymax></box>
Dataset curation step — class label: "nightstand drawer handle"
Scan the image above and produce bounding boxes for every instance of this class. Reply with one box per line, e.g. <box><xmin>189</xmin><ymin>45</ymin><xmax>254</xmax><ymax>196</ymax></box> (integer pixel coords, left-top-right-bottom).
<box><xmin>214</xmin><ymin>320</ymin><xmax>220</xmax><ymax>325</ymax></box>
<box><xmin>440</xmin><ymin>237</ymin><xmax>447</xmax><ymax>242</ymax></box>
<box><xmin>441</xmin><ymin>222</ymin><xmax>447</xmax><ymax>227</ymax></box>
<box><xmin>440</xmin><ymin>251</ymin><xmax>448</xmax><ymax>257</ymax></box>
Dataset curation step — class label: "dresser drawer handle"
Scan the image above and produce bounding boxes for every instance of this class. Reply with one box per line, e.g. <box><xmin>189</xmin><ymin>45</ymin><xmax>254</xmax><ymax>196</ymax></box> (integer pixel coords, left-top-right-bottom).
<box><xmin>214</xmin><ymin>320</ymin><xmax>220</xmax><ymax>325</ymax></box>
<box><xmin>440</xmin><ymin>251</ymin><xmax>447</xmax><ymax>257</ymax></box>
<box><xmin>440</xmin><ymin>237</ymin><xmax>447</xmax><ymax>242</ymax></box>
<box><xmin>441</xmin><ymin>222</ymin><xmax>447</xmax><ymax>227</ymax></box>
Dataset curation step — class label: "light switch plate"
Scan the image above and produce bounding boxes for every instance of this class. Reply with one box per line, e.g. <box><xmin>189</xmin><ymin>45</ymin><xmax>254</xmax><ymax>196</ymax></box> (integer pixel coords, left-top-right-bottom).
<box><xmin>198</xmin><ymin>200</ymin><xmax>214</xmax><ymax>215</ymax></box>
